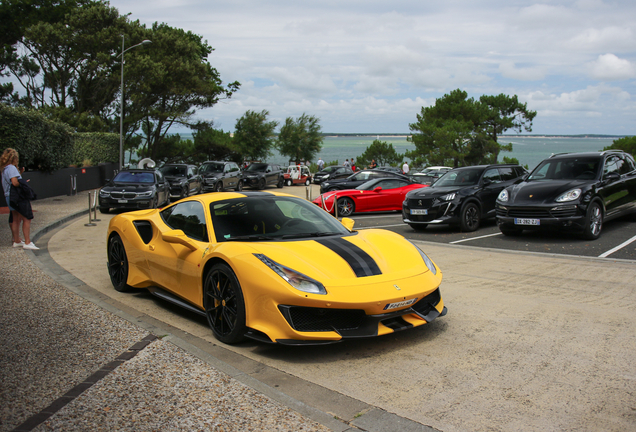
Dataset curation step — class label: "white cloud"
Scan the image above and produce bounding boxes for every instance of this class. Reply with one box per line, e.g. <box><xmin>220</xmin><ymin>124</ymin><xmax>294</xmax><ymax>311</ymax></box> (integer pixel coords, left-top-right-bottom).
<box><xmin>498</xmin><ymin>62</ymin><xmax>546</xmax><ymax>81</ymax></box>
<box><xmin>589</xmin><ymin>54</ymin><xmax>636</xmax><ymax>81</ymax></box>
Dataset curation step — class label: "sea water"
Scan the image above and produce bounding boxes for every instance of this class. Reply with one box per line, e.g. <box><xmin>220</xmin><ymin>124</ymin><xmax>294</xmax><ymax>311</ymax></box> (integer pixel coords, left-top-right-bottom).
<box><xmin>267</xmin><ymin>135</ymin><xmax>619</xmax><ymax>171</ymax></box>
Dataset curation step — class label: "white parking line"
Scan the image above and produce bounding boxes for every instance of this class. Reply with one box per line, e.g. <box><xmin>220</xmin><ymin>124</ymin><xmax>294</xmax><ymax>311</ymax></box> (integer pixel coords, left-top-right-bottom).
<box><xmin>598</xmin><ymin>234</ymin><xmax>636</xmax><ymax>258</ymax></box>
<box><xmin>450</xmin><ymin>232</ymin><xmax>503</xmax><ymax>244</ymax></box>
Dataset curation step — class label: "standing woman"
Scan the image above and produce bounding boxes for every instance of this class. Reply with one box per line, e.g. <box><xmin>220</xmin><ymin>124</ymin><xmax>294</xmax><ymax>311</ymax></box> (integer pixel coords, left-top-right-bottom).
<box><xmin>1</xmin><ymin>148</ymin><xmax>38</xmax><ymax>250</ymax></box>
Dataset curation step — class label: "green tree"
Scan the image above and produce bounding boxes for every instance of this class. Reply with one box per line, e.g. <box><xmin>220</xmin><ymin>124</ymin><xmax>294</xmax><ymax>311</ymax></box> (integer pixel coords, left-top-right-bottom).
<box><xmin>407</xmin><ymin>89</ymin><xmax>536</xmax><ymax>167</ymax></box>
<box><xmin>357</xmin><ymin>139</ymin><xmax>404</xmax><ymax>167</ymax></box>
<box><xmin>603</xmin><ymin>136</ymin><xmax>636</xmax><ymax>155</ymax></box>
<box><xmin>191</xmin><ymin>126</ymin><xmax>238</xmax><ymax>164</ymax></box>
<box><xmin>128</xmin><ymin>23</ymin><xmax>239</xmax><ymax>161</ymax></box>
<box><xmin>277</xmin><ymin>113</ymin><xmax>323</xmax><ymax>164</ymax></box>
<box><xmin>233</xmin><ymin>110</ymin><xmax>278</xmax><ymax>161</ymax></box>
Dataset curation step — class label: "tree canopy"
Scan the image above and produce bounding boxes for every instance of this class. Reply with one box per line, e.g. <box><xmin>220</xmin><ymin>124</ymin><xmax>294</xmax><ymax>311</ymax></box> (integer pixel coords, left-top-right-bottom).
<box><xmin>407</xmin><ymin>89</ymin><xmax>536</xmax><ymax>167</ymax></box>
<box><xmin>356</xmin><ymin>139</ymin><xmax>403</xmax><ymax>168</ymax></box>
<box><xmin>277</xmin><ymin>113</ymin><xmax>323</xmax><ymax>164</ymax></box>
<box><xmin>233</xmin><ymin>109</ymin><xmax>278</xmax><ymax>162</ymax></box>
<box><xmin>604</xmin><ymin>136</ymin><xmax>636</xmax><ymax>155</ymax></box>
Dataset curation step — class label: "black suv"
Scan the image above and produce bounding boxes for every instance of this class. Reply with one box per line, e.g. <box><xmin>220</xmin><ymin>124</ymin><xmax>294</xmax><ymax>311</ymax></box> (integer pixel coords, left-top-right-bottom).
<box><xmin>313</xmin><ymin>166</ymin><xmax>354</xmax><ymax>184</ymax></box>
<box><xmin>403</xmin><ymin>164</ymin><xmax>527</xmax><ymax>232</ymax></box>
<box><xmin>496</xmin><ymin>151</ymin><xmax>636</xmax><ymax>239</ymax></box>
<box><xmin>320</xmin><ymin>169</ymin><xmax>409</xmax><ymax>193</ymax></box>
<box><xmin>99</xmin><ymin>169</ymin><xmax>170</xmax><ymax>213</ymax></box>
<box><xmin>159</xmin><ymin>163</ymin><xmax>202</xmax><ymax>200</ymax></box>
<box><xmin>199</xmin><ymin>161</ymin><xmax>242</xmax><ymax>192</ymax></box>
<box><xmin>241</xmin><ymin>163</ymin><xmax>284</xmax><ymax>189</ymax></box>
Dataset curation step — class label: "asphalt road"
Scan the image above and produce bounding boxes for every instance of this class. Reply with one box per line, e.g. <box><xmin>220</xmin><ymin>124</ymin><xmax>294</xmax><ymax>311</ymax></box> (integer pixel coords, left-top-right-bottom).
<box><xmin>348</xmin><ymin>211</ymin><xmax>636</xmax><ymax>261</ymax></box>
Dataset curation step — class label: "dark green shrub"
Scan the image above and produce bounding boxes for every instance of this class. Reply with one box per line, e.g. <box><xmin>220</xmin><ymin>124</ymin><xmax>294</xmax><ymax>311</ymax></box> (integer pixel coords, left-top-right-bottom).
<box><xmin>74</xmin><ymin>132</ymin><xmax>119</xmax><ymax>166</ymax></box>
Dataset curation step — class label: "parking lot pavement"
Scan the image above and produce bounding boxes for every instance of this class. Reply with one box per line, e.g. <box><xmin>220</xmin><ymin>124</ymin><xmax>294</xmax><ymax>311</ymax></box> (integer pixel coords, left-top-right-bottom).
<box><xmin>44</xmin><ymin>192</ymin><xmax>636</xmax><ymax>432</ymax></box>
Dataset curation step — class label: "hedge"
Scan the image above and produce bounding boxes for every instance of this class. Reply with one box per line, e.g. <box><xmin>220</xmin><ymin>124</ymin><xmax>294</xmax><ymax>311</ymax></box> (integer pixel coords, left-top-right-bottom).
<box><xmin>0</xmin><ymin>104</ymin><xmax>119</xmax><ymax>171</ymax></box>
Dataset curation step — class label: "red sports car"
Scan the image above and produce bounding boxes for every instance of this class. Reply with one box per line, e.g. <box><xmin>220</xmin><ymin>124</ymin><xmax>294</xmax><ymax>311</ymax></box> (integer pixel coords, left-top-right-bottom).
<box><xmin>313</xmin><ymin>178</ymin><xmax>427</xmax><ymax>216</ymax></box>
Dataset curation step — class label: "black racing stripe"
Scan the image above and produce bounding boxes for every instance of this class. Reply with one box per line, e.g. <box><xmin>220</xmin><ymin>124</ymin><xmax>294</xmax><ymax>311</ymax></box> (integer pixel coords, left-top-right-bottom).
<box><xmin>316</xmin><ymin>238</ymin><xmax>382</xmax><ymax>277</ymax></box>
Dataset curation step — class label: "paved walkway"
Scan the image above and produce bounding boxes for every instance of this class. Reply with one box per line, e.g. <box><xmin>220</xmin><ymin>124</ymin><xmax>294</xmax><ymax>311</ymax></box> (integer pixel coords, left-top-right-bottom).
<box><xmin>1</xmin><ymin>189</ymin><xmax>433</xmax><ymax>432</ymax></box>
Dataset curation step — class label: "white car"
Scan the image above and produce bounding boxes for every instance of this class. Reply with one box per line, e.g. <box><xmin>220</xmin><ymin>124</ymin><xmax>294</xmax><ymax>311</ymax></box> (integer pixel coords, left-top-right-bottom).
<box><xmin>412</xmin><ymin>166</ymin><xmax>452</xmax><ymax>184</ymax></box>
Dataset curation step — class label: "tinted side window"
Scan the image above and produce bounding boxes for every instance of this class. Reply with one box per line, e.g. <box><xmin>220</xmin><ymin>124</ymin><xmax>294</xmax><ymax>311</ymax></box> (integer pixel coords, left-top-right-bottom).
<box><xmin>604</xmin><ymin>156</ymin><xmax>621</xmax><ymax>177</ymax></box>
<box><xmin>161</xmin><ymin>201</ymin><xmax>208</xmax><ymax>242</ymax></box>
<box><xmin>498</xmin><ymin>167</ymin><xmax>516</xmax><ymax>181</ymax></box>
<box><xmin>483</xmin><ymin>168</ymin><xmax>501</xmax><ymax>183</ymax></box>
<box><xmin>619</xmin><ymin>156</ymin><xmax>634</xmax><ymax>175</ymax></box>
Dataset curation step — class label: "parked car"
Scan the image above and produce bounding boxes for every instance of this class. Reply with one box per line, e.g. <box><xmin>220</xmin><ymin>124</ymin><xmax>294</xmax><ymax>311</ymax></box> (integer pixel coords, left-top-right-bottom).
<box><xmin>496</xmin><ymin>151</ymin><xmax>636</xmax><ymax>240</ymax></box>
<box><xmin>403</xmin><ymin>164</ymin><xmax>527</xmax><ymax>232</ymax></box>
<box><xmin>284</xmin><ymin>165</ymin><xmax>312</xmax><ymax>186</ymax></box>
<box><xmin>159</xmin><ymin>163</ymin><xmax>202</xmax><ymax>200</ymax></box>
<box><xmin>313</xmin><ymin>177</ymin><xmax>427</xmax><ymax>217</ymax></box>
<box><xmin>199</xmin><ymin>161</ymin><xmax>242</xmax><ymax>192</ymax></box>
<box><xmin>412</xmin><ymin>166</ymin><xmax>453</xmax><ymax>185</ymax></box>
<box><xmin>313</xmin><ymin>165</ymin><xmax>354</xmax><ymax>184</ymax></box>
<box><xmin>320</xmin><ymin>169</ymin><xmax>411</xmax><ymax>193</ymax></box>
<box><xmin>242</xmin><ymin>163</ymin><xmax>284</xmax><ymax>189</ymax></box>
<box><xmin>106</xmin><ymin>191</ymin><xmax>446</xmax><ymax>344</ymax></box>
<box><xmin>99</xmin><ymin>168</ymin><xmax>170</xmax><ymax>213</ymax></box>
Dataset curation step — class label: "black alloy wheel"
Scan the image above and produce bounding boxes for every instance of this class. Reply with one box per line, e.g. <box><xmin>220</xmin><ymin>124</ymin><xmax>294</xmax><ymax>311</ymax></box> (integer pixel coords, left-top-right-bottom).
<box><xmin>258</xmin><ymin>178</ymin><xmax>266</xmax><ymax>190</ymax></box>
<box><xmin>151</xmin><ymin>195</ymin><xmax>159</xmax><ymax>209</ymax></box>
<box><xmin>277</xmin><ymin>177</ymin><xmax>284</xmax><ymax>188</ymax></box>
<box><xmin>582</xmin><ymin>201</ymin><xmax>603</xmax><ymax>240</ymax></box>
<box><xmin>235</xmin><ymin>180</ymin><xmax>243</xmax><ymax>192</ymax></box>
<box><xmin>337</xmin><ymin>197</ymin><xmax>355</xmax><ymax>217</ymax></box>
<box><xmin>180</xmin><ymin>186</ymin><xmax>188</xmax><ymax>199</ymax></box>
<box><xmin>203</xmin><ymin>263</ymin><xmax>247</xmax><ymax>344</ymax></box>
<box><xmin>107</xmin><ymin>235</ymin><xmax>131</xmax><ymax>292</ymax></box>
<box><xmin>460</xmin><ymin>202</ymin><xmax>480</xmax><ymax>232</ymax></box>
<box><xmin>215</xmin><ymin>182</ymin><xmax>223</xmax><ymax>192</ymax></box>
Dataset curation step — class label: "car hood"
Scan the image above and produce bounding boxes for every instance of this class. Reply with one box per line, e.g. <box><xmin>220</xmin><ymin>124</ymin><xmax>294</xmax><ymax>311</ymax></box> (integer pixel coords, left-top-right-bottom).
<box><xmin>231</xmin><ymin>230</ymin><xmax>439</xmax><ymax>289</ymax></box>
<box><xmin>407</xmin><ymin>185</ymin><xmax>466</xmax><ymax>198</ymax></box>
<box><xmin>104</xmin><ymin>183</ymin><xmax>154</xmax><ymax>192</ymax></box>
<box><xmin>507</xmin><ymin>180</ymin><xmax>589</xmax><ymax>204</ymax></box>
<box><xmin>164</xmin><ymin>176</ymin><xmax>186</xmax><ymax>182</ymax></box>
<box><xmin>201</xmin><ymin>173</ymin><xmax>222</xmax><ymax>178</ymax></box>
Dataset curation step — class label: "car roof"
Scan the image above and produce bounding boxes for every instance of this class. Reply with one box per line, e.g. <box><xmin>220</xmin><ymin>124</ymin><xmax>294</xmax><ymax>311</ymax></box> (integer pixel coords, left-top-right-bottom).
<box><xmin>450</xmin><ymin>164</ymin><xmax>521</xmax><ymax>171</ymax></box>
<box><xmin>548</xmin><ymin>151</ymin><xmax>624</xmax><ymax>159</ymax></box>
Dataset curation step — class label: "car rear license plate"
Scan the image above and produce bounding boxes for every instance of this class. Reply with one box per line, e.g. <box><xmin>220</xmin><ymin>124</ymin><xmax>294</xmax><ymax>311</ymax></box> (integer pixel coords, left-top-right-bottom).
<box><xmin>118</xmin><ymin>199</ymin><xmax>128</xmax><ymax>203</ymax></box>
<box><xmin>384</xmin><ymin>297</ymin><xmax>418</xmax><ymax>310</ymax></box>
<box><xmin>514</xmin><ymin>218</ymin><xmax>540</xmax><ymax>225</ymax></box>
<box><xmin>411</xmin><ymin>209</ymin><xmax>428</xmax><ymax>215</ymax></box>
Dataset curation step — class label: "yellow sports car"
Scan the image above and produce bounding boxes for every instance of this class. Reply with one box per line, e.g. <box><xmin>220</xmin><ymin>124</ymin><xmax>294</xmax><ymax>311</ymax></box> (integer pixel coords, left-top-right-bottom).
<box><xmin>107</xmin><ymin>191</ymin><xmax>446</xmax><ymax>345</ymax></box>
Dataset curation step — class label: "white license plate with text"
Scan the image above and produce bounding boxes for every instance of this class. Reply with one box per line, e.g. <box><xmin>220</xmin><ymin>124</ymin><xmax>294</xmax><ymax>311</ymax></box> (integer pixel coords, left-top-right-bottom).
<box><xmin>514</xmin><ymin>218</ymin><xmax>540</xmax><ymax>225</ymax></box>
<box><xmin>411</xmin><ymin>209</ymin><xmax>428</xmax><ymax>215</ymax></box>
<box><xmin>384</xmin><ymin>298</ymin><xmax>418</xmax><ymax>310</ymax></box>
<box><xmin>118</xmin><ymin>199</ymin><xmax>128</xmax><ymax>203</ymax></box>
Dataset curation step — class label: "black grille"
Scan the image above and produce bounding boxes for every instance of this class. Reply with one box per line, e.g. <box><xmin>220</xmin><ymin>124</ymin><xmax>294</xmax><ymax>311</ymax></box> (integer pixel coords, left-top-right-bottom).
<box><xmin>111</xmin><ymin>192</ymin><xmax>137</xmax><ymax>199</ymax></box>
<box><xmin>407</xmin><ymin>198</ymin><xmax>435</xmax><ymax>208</ymax></box>
<box><xmin>412</xmin><ymin>289</ymin><xmax>441</xmax><ymax>315</ymax></box>
<box><xmin>280</xmin><ymin>306</ymin><xmax>366</xmax><ymax>332</ymax></box>
<box><xmin>500</xmin><ymin>206</ymin><xmax>579</xmax><ymax>218</ymax></box>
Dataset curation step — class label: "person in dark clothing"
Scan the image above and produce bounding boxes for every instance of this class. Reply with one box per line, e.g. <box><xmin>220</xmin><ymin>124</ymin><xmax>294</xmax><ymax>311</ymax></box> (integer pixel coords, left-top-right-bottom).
<box><xmin>1</xmin><ymin>148</ymin><xmax>38</xmax><ymax>250</ymax></box>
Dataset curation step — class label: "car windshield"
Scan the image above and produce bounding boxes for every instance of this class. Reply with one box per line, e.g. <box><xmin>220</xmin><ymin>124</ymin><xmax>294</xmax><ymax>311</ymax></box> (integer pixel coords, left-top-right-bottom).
<box><xmin>434</xmin><ymin>169</ymin><xmax>482</xmax><ymax>186</ymax></box>
<box><xmin>246</xmin><ymin>163</ymin><xmax>268</xmax><ymax>172</ymax></box>
<box><xmin>113</xmin><ymin>171</ymin><xmax>155</xmax><ymax>183</ymax></box>
<box><xmin>200</xmin><ymin>163</ymin><xmax>224</xmax><ymax>173</ymax></box>
<box><xmin>159</xmin><ymin>165</ymin><xmax>186</xmax><ymax>176</ymax></box>
<box><xmin>528</xmin><ymin>157</ymin><xmax>600</xmax><ymax>181</ymax></box>
<box><xmin>321</xmin><ymin>166</ymin><xmax>337</xmax><ymax>173</ymax></box>
<box><xmin>210</xmin><ymin>196</ymin><xmax>349</xmax><ymax>242</ymax></box>
<box><xmin>350</xmin><ymin>171</ymin><xmax>374</xmax><ymax>181</ymax></box>
<box><xmin>356</xmin><ymin>180</ymin><xmax>381</xmax><ymax>190</ymax></box>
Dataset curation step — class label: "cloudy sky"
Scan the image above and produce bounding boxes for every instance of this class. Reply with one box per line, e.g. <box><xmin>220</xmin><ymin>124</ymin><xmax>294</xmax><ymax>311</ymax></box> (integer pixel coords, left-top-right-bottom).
<box><xmin>112</xmin><ymin>1</ymin><xmax>634</xmax><ymax>134</ymax></box>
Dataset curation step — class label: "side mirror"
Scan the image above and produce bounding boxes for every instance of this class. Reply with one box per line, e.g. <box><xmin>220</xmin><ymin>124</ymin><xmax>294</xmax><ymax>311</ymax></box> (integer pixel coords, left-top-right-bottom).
<box><xmin>482</xmin><ymin>178</ymin><xmax>492</xmax><ymax>186</ymax></box>
<box><xmin>604</xmin><ymin>172</ymin><xmax>620</xmax><ymax>183</ymax></box>
<box><xmin>373</xmin><ymin>186</ymin><xmax>383</xmax><ymax>192</ymax></box>
<box><xmin>341</xmin><ymin>217</ymin><xmax>355</xmax><ymax>231</ymax></box>
<box><xmin>161</xmin><ymin>229</ymin><xmax>198</xmax><ymax>251</ymax></box>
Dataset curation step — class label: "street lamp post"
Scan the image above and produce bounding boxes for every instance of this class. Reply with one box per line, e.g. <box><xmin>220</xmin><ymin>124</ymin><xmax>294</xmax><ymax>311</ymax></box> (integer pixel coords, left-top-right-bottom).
<box><xmin>119</xmin><ymin>36</ymin><xmax>152</xmax><ymax>170</ymax></box>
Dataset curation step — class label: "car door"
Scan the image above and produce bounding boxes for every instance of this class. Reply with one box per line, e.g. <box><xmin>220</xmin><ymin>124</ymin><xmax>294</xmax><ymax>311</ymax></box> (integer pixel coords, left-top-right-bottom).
<box><xmin>361</xmin><ymin>179</ymin><xmax>410</xmax><ymax>211</ymax></box>
<box><xmin>147</xmin><ymin>201</ymin><xmax>208</xmax><ymax>303</ymax></box>
<box><xmin>477</xmin><ymin>168</ymin><xmax>503</xmax><ymax>218</ymax></box>
<box><xmin>599</xmin><ymin>155</ymin><xmax>631</xmax><ymax>218</ymax></box>
<box><xmin>155</xmin><ymin>170</ymin><xmax>169</xmax><ymax>205</ymax></box>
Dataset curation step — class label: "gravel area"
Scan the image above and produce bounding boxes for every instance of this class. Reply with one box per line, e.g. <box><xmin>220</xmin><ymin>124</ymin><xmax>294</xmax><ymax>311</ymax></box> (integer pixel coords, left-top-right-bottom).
<box><xmin>0</xmin><ymin>192</ymin><xmax>332</xmax><ymax>432</ymax></box>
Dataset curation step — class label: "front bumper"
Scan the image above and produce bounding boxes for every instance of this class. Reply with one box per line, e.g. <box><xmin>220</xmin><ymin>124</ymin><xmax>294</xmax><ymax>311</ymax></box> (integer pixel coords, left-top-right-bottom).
<box><xmin>495</xmin><ymin>203</ymin><xmax>587</xmax><ymax>231</ymax></box>
<box><xmin>99</xmin><ymin>196</ymin><xmax>154</xmax><ymax>210</ymax></box>
<box><xmin>402</xmin><ymin>199</ymin><xmax>460</xmax><ymax>225</ymax></box>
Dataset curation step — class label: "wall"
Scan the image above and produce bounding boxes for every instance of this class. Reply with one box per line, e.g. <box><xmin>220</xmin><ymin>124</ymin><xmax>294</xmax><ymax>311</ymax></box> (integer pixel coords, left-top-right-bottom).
<box><xmin>1</xmin><ymin>163</ymin><xmax>117</xmax><ymax>207</ymax></box>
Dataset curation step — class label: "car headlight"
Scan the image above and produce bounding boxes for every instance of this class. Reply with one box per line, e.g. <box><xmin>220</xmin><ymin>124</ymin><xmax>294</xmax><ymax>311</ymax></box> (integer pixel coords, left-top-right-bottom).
<box><xmin>498</xmin><ymin>189</ymin><xmax>509</xmax><ymax>202</ymax></box>
<box><xmin>556</xmin><ymin>188</ymin><xmax>581</xmax><ymax>202</ymax></box>
<box><xmin>408</xmin><ymin>242</ymin><xmax>437</xmax><ymax>275</ymax></box>
<box><xmin>440</xmin><ymin>193</ymin><xmax>456</xmax><ymax>201</ymax></box>
<box><xmin>137</xmin><ymin>190</ymin><xmax>153</xmax><ymax>197</ymax></box>
<box><xmin>99</xmin><ymin>189</ymin><xmax>110</xmax><ymax>197</ymax></box>
<box><xmin>322</xmin><ymin>182</ymin><xmax>330</xmax><ymax>188</ymax></box>
<box><xmin>255</xmin><ymin>254</ymin><xmax>327</xmax><ymax>295</ymax></box>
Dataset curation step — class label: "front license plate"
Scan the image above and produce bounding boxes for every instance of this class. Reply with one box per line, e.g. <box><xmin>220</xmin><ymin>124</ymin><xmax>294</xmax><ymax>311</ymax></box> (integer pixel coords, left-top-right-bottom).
<box><xmin>384</xmin><ymin>297</ymin><xmax>418</xmax><ymax>310</ymax></box>
<box><xmin>514</xmin><ymin>218</ymin><xmax>540</xmax><ymax>225</ymax></box>
<box><xmin>118</xmin><ymin>199</ymin><xmax>128</xmax><ymax>203</ymax></box>
<box><xmin>411</xmin><ymin>209</ymin><xmax>428</xmax><ymax>215</ymax></box>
